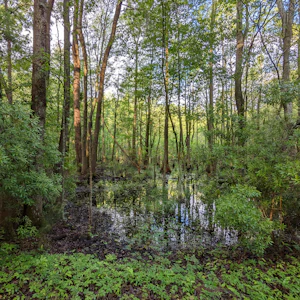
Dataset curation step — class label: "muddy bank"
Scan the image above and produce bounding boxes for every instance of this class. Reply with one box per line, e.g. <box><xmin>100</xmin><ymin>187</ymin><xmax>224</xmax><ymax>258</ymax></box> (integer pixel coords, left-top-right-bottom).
<box><xmin>47</xmin><ymin>202</ymin><xmax>160</xmax><ymax>260</ymax></box>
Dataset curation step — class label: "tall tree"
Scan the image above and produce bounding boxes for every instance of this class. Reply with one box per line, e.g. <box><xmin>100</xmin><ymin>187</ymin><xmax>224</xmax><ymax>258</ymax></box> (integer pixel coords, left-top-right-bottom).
<box><xmin>31</xmin><ymin>0</ymin><xmax>54</xmax><ymax>131</ymax></box>
<box><xmin>175</xmin><ymin>6</ymin><xmax>184</xmax><ymax>163</ymax></box>
<box><xmin>132</xmin><ymin>35</ymin><xmax>140</xmax><ymax>164</ymax></box>
<box><xmin>91</xmin><ymin>0</ymin><xmax>123</xmax><ymax>174</ymax></box>
<box><xmin>72</xmin><ymin>0</ymin><xmax>82</xmax><ymax>168</ymax></box>
<box><xmin>4</xmin><ymin>0</ymin><xmax>12</xmax><ymax>104</ymax></box>
<box><xmin>161</xmin><ymin>0</ymin><xmax>171</xmax><ymax>176</ymax></box>
<box><xmin>78</xmin><ymin>0</ymin><xmax>89</xmax><ymax>174</ymax></box>
<box><xmin>58</xmin><ymin>0</ymin><xmax>71</xmax><ymax>154</ymax></box>
<box><xmin>205</xmin><ymin>0</ymin><xmax>217</xmax><ymax>173</ymax></box>
<box><xmin>277</xmin><ymin>0</ymin><xmax>295</xmax><ymax>119</ymax></box>
<box><xmin>29</xmin><ymin>0</ymin><xmax>54</xmax><ymax>225</ymax></box>
<box><xmin>235</xmin><ymin>0</ymin><xmax>246</xmax><ymax>144</ymax></box>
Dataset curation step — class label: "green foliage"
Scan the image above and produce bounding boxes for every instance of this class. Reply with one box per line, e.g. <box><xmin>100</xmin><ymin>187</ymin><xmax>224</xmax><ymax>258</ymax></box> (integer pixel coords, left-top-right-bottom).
<box><xmin>263</xmin><ymin>81</ymin><xmax>297</xmax><ymax>106</ymax></box>
<box><xmin>201</xmin><ymin>118</ymin><xmax>300</xmax><ymax>252</ymax></box>
<box><xmin>0</xmin><ymin>251</ymin><xmax>299</xmax><ymax>299</ymax></box>
<box><xmin>0</xmin><ymin>103</ymin><xmax>61</xmax><ymax>231</ymax></box>
<box><xmin>16</xmin><ymin>216</ymin><xmax>38</xmax><ymax>239</ymax></box>
<box><xmin>215</xmin><ymin>185</ymin><xmax>274</xmax><ymax>256</ymax></box>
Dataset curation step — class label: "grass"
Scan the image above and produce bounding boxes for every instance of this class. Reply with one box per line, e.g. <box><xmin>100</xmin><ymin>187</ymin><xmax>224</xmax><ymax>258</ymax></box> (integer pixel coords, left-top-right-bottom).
<box><xmin>1</xmin><ymin>243</ymin><xmax>300</xmax><ymax>299</ymax></box>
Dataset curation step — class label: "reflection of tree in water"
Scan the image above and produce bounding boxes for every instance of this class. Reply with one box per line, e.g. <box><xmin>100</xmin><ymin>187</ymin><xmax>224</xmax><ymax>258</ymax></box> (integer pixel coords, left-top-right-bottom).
<box><xmin>94</xmin><ymin>178</ymin><xmax>237</xmax><ymax>250</ymax></box>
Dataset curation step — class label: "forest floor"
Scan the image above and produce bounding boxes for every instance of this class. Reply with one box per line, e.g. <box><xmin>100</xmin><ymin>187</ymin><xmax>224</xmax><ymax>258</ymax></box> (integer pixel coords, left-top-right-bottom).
<box><xmin>47</xmin><ymin>201</ymin><xmax>158</xmax><ymax>261</ymax></box>
<box><xmin>1</xmin><ymin>206</ymin><xmax>300</xmax><ymax>299</ymax></box>
<box><xmin>1</xmin><ymin>173</ymin><xmax>300</xmax><ymax>299</ymax></box>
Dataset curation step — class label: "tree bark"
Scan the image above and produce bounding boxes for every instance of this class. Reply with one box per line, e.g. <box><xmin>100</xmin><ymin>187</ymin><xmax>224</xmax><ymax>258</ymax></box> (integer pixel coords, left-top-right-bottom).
<box><xmin>91</xmin><ymin>0</ymin><xmax>123</xmax><ymax>174</ymax></box>
<box><xmin>0</xmin><ymin>68</ymin><xmax>10</xmax><ymax>102</ymax></box>
<box><xmin>4</xmin><ymin>0</ymin><xmax>13</xmax><ymax>104</ymax></box>
<box><xmin>78</xmin><ymin>0</ymin><xmax>88</xmax><ymax>174</ymax></box>
<box><xmin>144</xmin><ymin>93</ymin><xmax>151</xmax><ymax>166</ymax></box>
<box><xmin>176</xmin><ymin>22</ymin><xmax>184</xmax><ymax>163</ymax></box>
<box><xmin>58</xmin><ymin>0</ymin><xmax>70</xmax><ymax>155</ymax></box>
<box><xmin>112</xmin><ymin>91</ymin><xmax>119</xmax><ymax>162</ymax></box>
<box><xmin>31</xmin><ymin>0</ymin><xmax>51</xmax><ymax>131</ymax></box>
<box><xmin>29</xmin><ymin>0</ymin><xmax>54</xmax><ymax>226</ymax></box>
<box><xmin>72</xmin><ymin>0</ymin><xmax>82</xmax><ymax>168</ymax></box>
<box><xmin>161</xmin><ymin>0</ymin><xmax>171</xmax><ymax>178</ymax></box>
<box><xmin>132</xmin><ymin>39</ymin><xmax>139</xmax><ymax>163</ymax></box>
<box><xmin>277</xmin><ymin>0</ymin><xmax>295</xmax><ymax>119</ymax></box>
<box><xmin>207</xmin><ymin>0</ymin><xmax>216</xmax><ymax>152</ymax></box>
<box><xmin>235</xmin><ymin>0</ymin><xmax>245</xmax><ymax>144</ymax></box>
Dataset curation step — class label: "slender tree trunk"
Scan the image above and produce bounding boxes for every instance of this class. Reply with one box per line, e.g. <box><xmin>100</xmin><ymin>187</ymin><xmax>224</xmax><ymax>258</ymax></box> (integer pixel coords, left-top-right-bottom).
<box><xmin>4</xmin><ymin>0</ymin><xmax>12</xmax><ymax>104</ymax></box>
<box><xmin>0</xmin><ymin>69</ymin><xmax>2</xmax><ymax>101</ymax></box>
<box><xmin>235</xmin><ymin>0</ymin><xmax>245</xmax><ymax>144</ymax></box>
<box><xmin>58</xmin><ymin>0</ymin><xmax>71</xmax><ymax>156</ymax></box>
<box><xmin>185</xmin><ymin>83</ymin><xmax>191</xmax><ymax>169</ymax></box>
<box><xmin>257</xmin><ymin>85</ymin><xmax>261</xmax><ymax>130</ymax></box>
<box><xmin>221</xmin><ymin>40</ymin><xmax>226</xmax><ymax>143</ymax></box>
<box><xmin>277</xmin><ymin>0</ymin><xmax>295</xmax><ymax>119</ymax></box>
<box><xmin>132</xmin><ymin>40</ymin><xmax>138</xmax><ymax>163</ymax></box>
<box><xmin>45</xmin><ymin>0</ymin><xmax>54</xmax><ymax>85</ymax></box>
<box><xmin>144</xmin><ymin>92</ymin><xmax>151</xmax><ymax>166</ymax></box>
<box><xmin>112</xmin><ymin>92</ymin><xmax>119</xmax><ymax>162</ymax></box>
<box><xmin>57</xmin><ymin>0</ymin><xmax>70</xmax><ymax>216</ymax></box>
<box><xmin>177</xmin><ymin>36</ymin><xmax>184</xmax><ymax>162</ymax></box>
<box><xmin>73</xmin><ymin>0</ymin><xmax>82</xmax><ymax>168</ymax></box>
<box><xmin>161</xmin><ymin>0</ymin><xmax>171</xmax><ymax>178</ymax></box>
<box><xmin>55</xmin><ymin>19</ymin><xmax>62</xmax><ymax>125</ymax></box>
<box><xmin>101</xmin><ymin>101</ymin><xmax>106</xmax><ymax>162</ymax></box>
<box><xmin>78</xmin><ymin>0</ymin><xmax>88</xmax><ymax>174</ymax></box>
<box><xmin>207</xmin><ymin>0</ymin><xmax>216</xmax><ymax>151</ymax></box>
<box><xmin>144</xmin><ymin>50</ymin><xmax>154</xmax><ymax>166</ymax></box>
<box><xmin>138</xmin><ymin>103</ymin><xmax>143</xmax><ymax>166</ymax></box>
<box><xmin>0</xmin><ymin>68</ymin><xmax>10</xmax><ymax>102</ymax></box>
<box><xmin>91</xmin><ymin>0</ymin><xmax>123</xmax><ymax>174</ymax></box>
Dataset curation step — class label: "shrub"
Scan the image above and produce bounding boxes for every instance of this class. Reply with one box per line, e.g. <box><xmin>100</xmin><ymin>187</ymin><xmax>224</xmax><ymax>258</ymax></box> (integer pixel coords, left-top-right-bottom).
<box><xmin>0</xmin><ymin>102</ymin><xmax>61</xmax><ymax>235</ymax></box>
<box><xmin>215</xmin><ymin>185</ymin><xmax>274</xmax><ymax>256</ymax></box>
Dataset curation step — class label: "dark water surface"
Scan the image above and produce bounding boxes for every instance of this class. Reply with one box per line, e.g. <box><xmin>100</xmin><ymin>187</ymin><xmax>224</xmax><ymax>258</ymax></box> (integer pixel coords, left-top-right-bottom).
<box><xmin>94</xmin><ymin>175</ymin><xmax>237</xmax><ymax>251</ymax></box>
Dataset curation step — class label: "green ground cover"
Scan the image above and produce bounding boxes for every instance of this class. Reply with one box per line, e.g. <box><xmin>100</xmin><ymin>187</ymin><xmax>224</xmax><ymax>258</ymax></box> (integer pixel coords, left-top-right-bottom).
<box><xmin>1</xmin><ymin>244</ymin><xmax>300</xmax><ymax>299</ymax></box>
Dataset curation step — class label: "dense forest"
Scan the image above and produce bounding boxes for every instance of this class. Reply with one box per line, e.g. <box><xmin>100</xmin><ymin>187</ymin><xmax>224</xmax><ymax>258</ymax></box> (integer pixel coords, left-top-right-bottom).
<box><xmin>1</xmin><ymin>0</ymin><xmax>300</xmax><ymax>298</ymax></box>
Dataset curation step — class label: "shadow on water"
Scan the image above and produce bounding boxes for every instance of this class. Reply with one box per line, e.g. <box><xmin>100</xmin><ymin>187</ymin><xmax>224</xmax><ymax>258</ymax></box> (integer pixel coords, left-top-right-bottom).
<box><xmin>94</xmin><ymin>174</ymin><xmax>237</xmax><ymax>251</ymax></box>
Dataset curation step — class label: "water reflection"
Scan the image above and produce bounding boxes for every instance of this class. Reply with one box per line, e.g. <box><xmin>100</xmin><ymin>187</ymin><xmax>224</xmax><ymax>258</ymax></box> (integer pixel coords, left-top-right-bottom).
<box><xmin>95</xmin><ymin>177</ymin><xmax>237</xmax><ymax>250</ymax></box>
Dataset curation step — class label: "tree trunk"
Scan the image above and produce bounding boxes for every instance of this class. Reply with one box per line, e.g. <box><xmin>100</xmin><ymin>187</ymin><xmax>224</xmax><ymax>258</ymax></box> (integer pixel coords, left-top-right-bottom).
<box><xmin>78</xmin><ymin>0</ymin><xmax>88</xmax><ymax>174</ymax></box>
<box><xmin>185</xmin><ymin>81</ymin><xmax>191</xmax><ymax>169</ymax></box>
<box><xmin>207</xmin><ymin>0</ymin><xmax>216</xmax><ymax>152</ymax></box>
<box><xmin>277</xmin><ymin>0</ymin><xmax>295</xmax><ymax>119</ymax></box>
<box><xmin>101</xmin><ymin>100</ymin><xmax>106</xmax><ymax>162</ymax></box>
<box><xmin>235</xmin><ymin>0</ymin><xmax>245</xmax><ymax>144</ymax></box>
<box><xmin>29</xmin><ymin>0</ymin><xmax>54</xmax><ymax>226</ymax></box>
<box><xmin>132</xmin><ymin>40</ymin><xmax>138</xmax><ymax>163</ymax></box>
<box><xmin>112</xmin><ymin>91</ymin><xmax>119</xmax><ymax>162</ymax></box>
<box><xmin>0</xmin><ymin>69</ymin><xmax>2</xmax><ymax>101</ymax></box>
<box><xmin>161</xmin><ymin>0</ymin><xmax>171</xmax><ymax>178</ymax></box>
<box><xmin>0</xmin><ymin>68</ymin><xmax>10</xmax><ymax>102</ymax></box>
<box><xmin>177</xmin><ymin>27</ymin><xmax>184</xmax><ymax>163</ymax></box>
<box><xmin>58</xmin><ymin>0</ymin><xmax>71</xmax><ymax>156</ymax></box>
<box><xmin>144</xmin><ymin>93</ymin><xmax>151</xmax><ymax>166</ymax></box>
<box><xmin>31</xmin><ymin>0</ymin><xmax>50</xmax><ymax>130</ymax></box>
<box><xmin>72</xmin><ymin>0</ymin><xmax>82</xmax><ymax>168</ymax></box>
<box><xmin>4</xmin><ymin>0</ymin><xmax>13</xmax><ymax>104</ymax></box>
<box><xmin>91</xmin><ymin>0</ymin><xmax>123</xmax><ymax>174</ymax></box>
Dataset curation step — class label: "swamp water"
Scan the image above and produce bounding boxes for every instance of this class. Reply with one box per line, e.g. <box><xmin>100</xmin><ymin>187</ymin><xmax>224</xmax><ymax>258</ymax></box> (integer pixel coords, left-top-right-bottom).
<box><xmin>92</xmin><ymin>175</ymin><xmax>237</xmax><ymax>251</ymax></box>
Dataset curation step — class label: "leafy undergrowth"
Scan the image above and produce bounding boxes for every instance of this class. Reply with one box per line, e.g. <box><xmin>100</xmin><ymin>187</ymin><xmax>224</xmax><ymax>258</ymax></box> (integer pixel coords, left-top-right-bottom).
<box><xmin>1</xmin><ymin>245</ymin><xmax>300</xmax><ymax>299</ymax></box>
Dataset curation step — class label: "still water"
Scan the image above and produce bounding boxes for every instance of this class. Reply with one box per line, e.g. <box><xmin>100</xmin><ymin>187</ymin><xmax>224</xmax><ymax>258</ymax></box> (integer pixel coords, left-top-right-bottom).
<box><xmin>95</xmin><ymin>175</ymin><xmax>237</xmax><ymax>250</ymax></box>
